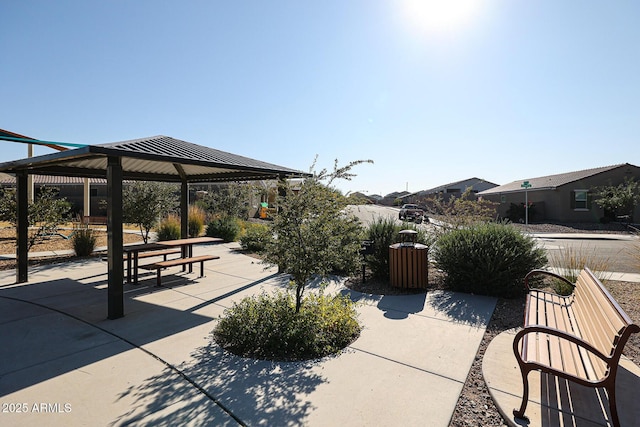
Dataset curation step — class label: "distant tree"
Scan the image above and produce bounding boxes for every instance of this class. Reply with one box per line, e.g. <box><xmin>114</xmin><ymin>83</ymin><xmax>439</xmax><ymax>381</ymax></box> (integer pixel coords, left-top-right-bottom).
<box><xmin>122</xmin><ymin>181</ymin><xmax>179</xmax><ymax>243</ymax></box>
<box><xmin>262</xmin><ymin>158</ymin><xmax>372</xmax><ymax>312</ymax></box>
<box><xmin>420</xmin><ymin>188</ymin><xmax>498</xmax><ymax>227</ymax></box>
<box><xmin>196</xmin><ymin>182</ymin><xmax>256</xmax><ymax>220</ymax></box>
<box><xmin>0</xmin><ymin>186</ymin><xmax>71</xmax><ymax>250</ymax></box>
<box><xmin>592</xmin><ymin>177</ymin><xmax>640</xmax><ymax>222</ymax></box>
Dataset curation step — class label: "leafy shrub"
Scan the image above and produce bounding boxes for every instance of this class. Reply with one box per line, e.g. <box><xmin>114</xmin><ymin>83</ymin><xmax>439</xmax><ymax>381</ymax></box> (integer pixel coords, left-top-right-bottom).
<box><xmin>157</xmin><ymin>215</ymin><xmax>181</xmax><ymax>241</ymax></box>
<box><xmin>213</xmin><ymin>289</ymin><xmax>361</xmax><ymax>361</ymax></box>
<box><xmin>239</xmin><ymin>222</ymin><xmax>272</xmax><ymax>252</ymax></box>
<box><xmin>433</xmin><ymin>221</ymin><xmax>547</xmax><ymax>298</ymax></box>
<box><xmin>71</xmin><ymin>225</ymin><xmax>97</xmax><ymax>256</ymax></box>
<box><xmin>206</xmin><ymin>215</ymin><xmax>241</xmax><ymax>242</ymax></box>
<box><xmin>188</xmin><ymin>205</ymin><xmax>206</xmax><ymax>237</ymax></box>
<box><xmin>365</xmin><ymin>217</ymin><xmax>430</xmax><ymax>279</ymax></box>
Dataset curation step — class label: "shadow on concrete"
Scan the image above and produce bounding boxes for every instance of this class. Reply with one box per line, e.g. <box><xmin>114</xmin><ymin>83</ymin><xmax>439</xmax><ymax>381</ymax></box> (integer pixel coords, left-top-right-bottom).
<box><xmin>0</xmin><ymin>278</ymin><xmax>214</xmax><ymax>398</ymax></box>
<box><xmin>536</xmin><ymin>366</ymin><xmax>640</xmax><ymax>427</ymax></box>
<box><xmin>425</xmin><ymin>290</ymin><xmax>495</xmax><ymax>327</ymax></box>
<box><xmin>376</xmin><ymin>293</ymin><xmax>428</xmax><ymax>319</ymax></box>
<box><xmin>113</xmin><ymin>335</ymin><xmax>326</xmax><ymax>426</ymax></box>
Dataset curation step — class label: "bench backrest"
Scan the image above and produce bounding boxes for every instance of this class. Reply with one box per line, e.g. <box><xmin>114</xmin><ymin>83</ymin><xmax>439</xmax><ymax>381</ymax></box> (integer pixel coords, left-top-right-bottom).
<box><xmin>571</xmin><ymin>268</ymin><xmax>636</xmax><ymax>361</ymax></box>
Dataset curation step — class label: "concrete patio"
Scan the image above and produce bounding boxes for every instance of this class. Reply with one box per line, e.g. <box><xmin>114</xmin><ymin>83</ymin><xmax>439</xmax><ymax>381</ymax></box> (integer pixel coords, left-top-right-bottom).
<box><xmin>0</xmin><ymin>242</ymin><xmax>497</xmax><ymax>426</ymax></box>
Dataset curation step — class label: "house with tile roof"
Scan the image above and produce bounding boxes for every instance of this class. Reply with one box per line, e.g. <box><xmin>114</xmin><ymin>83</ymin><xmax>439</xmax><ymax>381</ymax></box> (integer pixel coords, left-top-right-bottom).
<box><xmin>477</xmin><ymin>163</ymin><xmax>640</xmax><ymax>223</ymax></box>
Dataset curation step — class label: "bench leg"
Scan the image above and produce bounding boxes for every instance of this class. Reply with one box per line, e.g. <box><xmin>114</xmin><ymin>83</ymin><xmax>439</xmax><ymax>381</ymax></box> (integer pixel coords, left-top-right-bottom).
<box><xmin>607</xmin><ymin>385</ymin><xmax>620</xmax><ymax>427</ymax></box>
<box><xmin>156</xmin><ymin>269</ymin><xmax>162</xmax><ymax>287</ymax></box>
<box><xmin>513</xmin><ymin>370</ymin><xmax>530</xmax><ymax>421</ymax></box>
<box><xmin>199</xmin><ymin>260</ymin><xmax>205</xmax><ymax>278</ymax></box>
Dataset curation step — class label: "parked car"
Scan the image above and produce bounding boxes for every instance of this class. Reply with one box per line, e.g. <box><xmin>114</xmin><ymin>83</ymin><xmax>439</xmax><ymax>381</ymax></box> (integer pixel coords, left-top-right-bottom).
<box><xmin>399</xmin><ymin>204</ymin><xmax>425</xmax><ymax>223</ymax></box>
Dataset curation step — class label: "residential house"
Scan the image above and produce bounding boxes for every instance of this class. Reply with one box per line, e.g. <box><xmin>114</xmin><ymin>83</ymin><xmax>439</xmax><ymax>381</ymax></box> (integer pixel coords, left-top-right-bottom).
<box><xmin>477</xmin><ymin>163</ymin><xmax>640</xmax><ymax>223</ymax></box>
<box><xmin>401</xmin><ymin>177</ymin><xmax>499</xmax><ymax>204</ymax></box>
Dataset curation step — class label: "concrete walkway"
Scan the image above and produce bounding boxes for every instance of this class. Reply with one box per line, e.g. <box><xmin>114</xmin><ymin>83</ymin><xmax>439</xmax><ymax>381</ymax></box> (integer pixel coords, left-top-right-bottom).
<box><xmin>0</xmin><ymin>242</ymin><xmax>496</xmax><ymax>426</ymax></box>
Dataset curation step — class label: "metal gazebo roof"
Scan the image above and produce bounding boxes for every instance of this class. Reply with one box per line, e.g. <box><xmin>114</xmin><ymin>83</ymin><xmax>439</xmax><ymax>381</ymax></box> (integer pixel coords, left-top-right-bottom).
<box><xmin>2</xmin><ymin>134</ymin><xmax>309</xmax><ymax>319</ymax></box>
<box><xmin>0</xmin><ymin>135</ymin><xmax>308</xmax><ymax>182</ymax></box>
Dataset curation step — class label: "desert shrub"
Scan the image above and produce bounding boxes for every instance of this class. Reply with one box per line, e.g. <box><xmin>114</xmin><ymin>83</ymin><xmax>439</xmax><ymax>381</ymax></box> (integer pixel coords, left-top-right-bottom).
<box><xmin>433</xmin><ymin>221</ymin><xmax>547</xmax><ymax>298</ymax></box>
<box><xmin>365</xmin><ymin>217</ymin><xmax>430</xmax><ymax>279</ymax></box>
<box><xmin>156</xmin><ymin>215</ymin><xmax>181</xmax><ymax>241</ymax></box>
<box><xmin>547</xmin><ymin>244</ymin><xmax>613</xmax><ymax>287</ymax></box>
<box><xmin>206</xmin><ymin>215</ymin><xmax>241</xmax><ymax>242</ymax></box>
<box><xmin>213</xmin><ymin>289</ymin><xmax>361</xmax><ymax>361</ymax></box>
<box><xmin>505</xmin><ymin>202</ymin><xmax>536</xmax><ymax>223</ymax></box>
<box><xmin>188</xmin><ymin>205</ymin><xmax>206</xmax><ymax>237</ymax></box>
<box><xmin>71</xmin><ymin>225</ymin><xmax>97</xmax><ymax>256</ymax></box>
<box><xmin>239</xmin><ymin>222</ymin><xmax>272</xmax><ymax>252</ymax></box>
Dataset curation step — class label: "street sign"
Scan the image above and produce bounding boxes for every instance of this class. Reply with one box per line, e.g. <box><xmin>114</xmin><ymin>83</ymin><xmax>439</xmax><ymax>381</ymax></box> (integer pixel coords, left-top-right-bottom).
<box><xmin>521</xmin><ymin>181</ymin><xmax>532</xmax><ymax>189</ymax></box>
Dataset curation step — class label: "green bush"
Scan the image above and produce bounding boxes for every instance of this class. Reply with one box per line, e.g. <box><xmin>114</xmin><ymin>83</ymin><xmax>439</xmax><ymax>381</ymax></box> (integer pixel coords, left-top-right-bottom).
<box><xmin>365</xmin><ymin>217</ymin><xmax>430</xmax><ymax>279</ymax></box>
<box><xmin>433</xmin><ymin>221</ymin><xmax>547</xmax><ymax>298</ymax></box>
<box><xmin>71</xmin><ymin>225</ymin><xmax>97</xmax><ymax>256</ymax></box>
<box><xmin>157</xmin><ymin>215</ymin><xmax>181</xmax><ymax>241</ymax></box>
<box><xmin>206</xmin><ymin>216</ymin><xmax>241</xmax><ymax>242</ymax></box>
<box><xmin>188</xmin><ymin>205</ymin><xmax>206</xmax><ymax>237</ymax></box>
<box><xmin>239</xmin><ymin>222</ymin><xmax>272</xmax><ymax>252</ymax></box>
<box><xmin>213</xmin><ymin>290</ymin><xmax>361</xmax><ymax>361</ymax></box>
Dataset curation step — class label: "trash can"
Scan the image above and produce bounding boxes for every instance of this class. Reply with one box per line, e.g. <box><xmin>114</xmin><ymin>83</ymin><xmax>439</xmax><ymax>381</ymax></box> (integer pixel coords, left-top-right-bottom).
<box><xmin>389</xmin><ymin>230</ymin><xmax>428</xmax><ymax>289</ymax></box>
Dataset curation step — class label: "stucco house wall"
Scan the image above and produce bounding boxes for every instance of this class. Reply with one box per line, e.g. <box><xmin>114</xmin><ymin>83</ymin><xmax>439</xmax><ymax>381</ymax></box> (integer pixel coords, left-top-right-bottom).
<box><xmin>479</xmin><ymin>164</ymin><xmax>640</xmax><ymax>223</ymax></box>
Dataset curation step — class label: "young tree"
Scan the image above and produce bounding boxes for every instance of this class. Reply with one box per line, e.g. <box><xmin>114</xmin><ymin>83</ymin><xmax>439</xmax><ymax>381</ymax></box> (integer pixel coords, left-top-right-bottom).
<box><xmin>592</xmin><ymin>177</ymin><xmax>640</xmax><ymax>222</ymax></box>
<box><xmin>0</xmin><ymin>186</ymin><xmax>71</xmax><ymax>250</ymax></box>
<box><xmin>262</xmin><ymin>158</ymin><xmax>372</xmax><ymax>312</ymax></box>
<box><xmin>419</xmin><ymin>187</ymin><xmax>498</xmax><ymax>228</ymax></box>
<box><xmin>122</xmin><ymin>181</ymin><xmax>179</xmax><ymax>243</ymax></box>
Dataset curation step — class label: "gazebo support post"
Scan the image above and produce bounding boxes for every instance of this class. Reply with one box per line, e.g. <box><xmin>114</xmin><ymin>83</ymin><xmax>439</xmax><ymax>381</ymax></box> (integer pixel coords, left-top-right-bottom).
<box><xmin>107</xmin><ymin>156</ymin><xmax>124</xmax><ymax>319</ymax></box>
<box><xmin>180</xmin><ymin>179</ymin><xmax>188</xmax><ymax>240</ymax></box>
<box><xmin>16</xmin><ymin>171</ymin><xmax>28</xmax><ymax>283</ymax></box>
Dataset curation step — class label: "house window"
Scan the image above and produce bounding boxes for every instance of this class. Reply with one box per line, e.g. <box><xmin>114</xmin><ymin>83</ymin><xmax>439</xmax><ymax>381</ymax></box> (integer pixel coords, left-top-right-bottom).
<box><xmin>90</xmin><ymin>188</ymin><xmax>98</xmax><ymax>197</ymax></box>
<box><xmin>573</xmin><ymin>190</ymin><xmax>589</xmax><ymax>210</ymax></box>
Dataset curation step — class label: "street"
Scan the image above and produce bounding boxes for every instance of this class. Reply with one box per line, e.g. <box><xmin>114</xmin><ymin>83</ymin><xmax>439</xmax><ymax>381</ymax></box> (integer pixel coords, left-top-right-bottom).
<box><xmin>346</xmin><ymin>204</ymin><xmax>640</xmax><ymax>274</ymax></box>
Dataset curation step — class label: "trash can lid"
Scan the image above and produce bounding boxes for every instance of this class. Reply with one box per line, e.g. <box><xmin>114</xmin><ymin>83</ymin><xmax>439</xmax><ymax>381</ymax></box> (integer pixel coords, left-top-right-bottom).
<box><xmin>399</xmin><ymin>230</ymin><xmax>418</xmax><ymax>235</ymax></box>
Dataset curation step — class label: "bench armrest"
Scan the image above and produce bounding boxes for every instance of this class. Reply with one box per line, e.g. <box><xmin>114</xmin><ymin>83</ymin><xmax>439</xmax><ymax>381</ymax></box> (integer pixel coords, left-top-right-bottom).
<box><xmin>524</xmin><ymin>269</ymin><xmax>575</xmax><ymax>292</ymax></box>
<box><xmin>513</xmin><ymin>325</ymin><xmax>611</xmax><ymax>365</ymax></box>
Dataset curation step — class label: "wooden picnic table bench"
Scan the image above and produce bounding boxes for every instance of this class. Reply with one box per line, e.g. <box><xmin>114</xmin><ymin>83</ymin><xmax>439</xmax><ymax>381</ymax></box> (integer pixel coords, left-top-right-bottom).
<box><xmin>123</xmin><ymin>237</ymin><xmax>223</xmax><ymax>284</ymax></box>
<box><xmin>139</xmin><ymin>254</ymin><xmax>220</xmax><ymax>286</ymax></box>
<box><xmin>512</xmin><ymin>267</ymin><xmax>639</xmax><ymax>427</ymax></box>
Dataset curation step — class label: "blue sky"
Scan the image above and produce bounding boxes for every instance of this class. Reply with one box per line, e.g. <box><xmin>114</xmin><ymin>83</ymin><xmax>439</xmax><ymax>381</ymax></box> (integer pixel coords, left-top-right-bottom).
<box><xmin>1</xmin><ymin>1</ymin><xmax>638</xmax><ymax>197</ymax></box>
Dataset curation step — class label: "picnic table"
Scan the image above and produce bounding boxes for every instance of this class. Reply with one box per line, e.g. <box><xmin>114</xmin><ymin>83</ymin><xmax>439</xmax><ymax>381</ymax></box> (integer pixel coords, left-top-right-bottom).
<box><xmin>124</xmin><ymin>236</ymin><xmax>222</xmax><ymax>284</ymax></box>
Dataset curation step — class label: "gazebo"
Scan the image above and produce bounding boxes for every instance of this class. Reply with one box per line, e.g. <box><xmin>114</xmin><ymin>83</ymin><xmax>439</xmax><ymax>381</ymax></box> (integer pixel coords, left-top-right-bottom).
<box><xmin>0</xmin><ymin>135</ymin><xmax>309</xmax><ymax>319</ymax></box>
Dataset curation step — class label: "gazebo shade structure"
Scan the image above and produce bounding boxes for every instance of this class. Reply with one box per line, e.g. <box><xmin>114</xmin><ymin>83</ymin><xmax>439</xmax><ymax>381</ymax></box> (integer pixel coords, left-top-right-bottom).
<box><xmin>0</xmin><ymin>135</ymin><xmax>309</xmax><ymax>319</ymax></box>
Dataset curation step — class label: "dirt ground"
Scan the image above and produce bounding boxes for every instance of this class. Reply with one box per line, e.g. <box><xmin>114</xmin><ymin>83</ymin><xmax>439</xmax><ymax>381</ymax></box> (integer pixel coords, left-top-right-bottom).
<box><xmin>0</xmin><ymin>226</ymin><xmax>144</xmax><ymax>270</ymax></box>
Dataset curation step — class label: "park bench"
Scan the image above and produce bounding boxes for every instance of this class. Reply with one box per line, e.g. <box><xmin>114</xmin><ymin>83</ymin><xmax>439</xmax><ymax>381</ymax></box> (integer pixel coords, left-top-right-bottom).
<box><xmin>82</xmin><ymin>215</ymin><xmax>108</xmax><ymax>225</ymax></box>
<box><xmin>512</xmin><ymin>267</ymin><xmax>639</xmax><ymax>427</ymax></box>
<box><xmin>139</xmin><ymin>255</ymin><xmax>220</xmax><ymax>287</ymax></box>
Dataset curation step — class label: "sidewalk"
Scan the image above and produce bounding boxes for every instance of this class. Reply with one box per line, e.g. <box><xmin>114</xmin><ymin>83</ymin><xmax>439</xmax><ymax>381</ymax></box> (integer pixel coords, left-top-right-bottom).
<box><xmin>0</xmin><ymin>242</ymin><xmax>496</xmax><ymax>426</ymax></box>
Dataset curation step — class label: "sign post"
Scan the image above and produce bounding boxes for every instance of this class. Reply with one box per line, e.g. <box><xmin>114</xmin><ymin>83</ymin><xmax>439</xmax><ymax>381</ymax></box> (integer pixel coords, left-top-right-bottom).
<box><xmin>521</xmin><ymin>181</ymin><xmax>532</xmax><ymax>225</ymax></box>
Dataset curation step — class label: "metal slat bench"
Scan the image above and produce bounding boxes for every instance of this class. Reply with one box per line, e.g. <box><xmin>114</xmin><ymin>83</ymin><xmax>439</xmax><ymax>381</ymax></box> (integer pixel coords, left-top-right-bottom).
<box><xmin>512</xmin><ymin>267</ymin><xmax>639</xmax><ymax>427</ymax></box>
<box><xmin>139</xmin><ymin>255</ymin><xmax>220</xmax><ymax>287</ymax></box>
